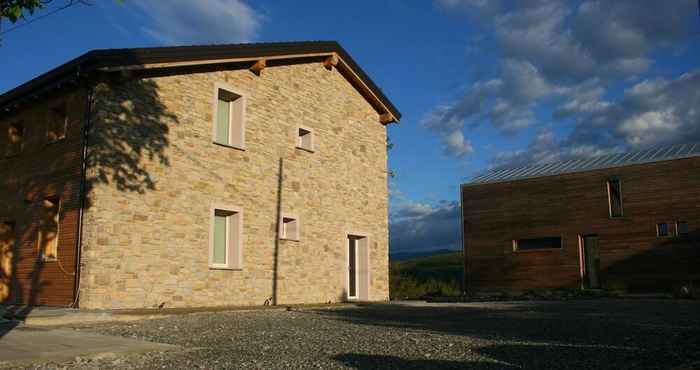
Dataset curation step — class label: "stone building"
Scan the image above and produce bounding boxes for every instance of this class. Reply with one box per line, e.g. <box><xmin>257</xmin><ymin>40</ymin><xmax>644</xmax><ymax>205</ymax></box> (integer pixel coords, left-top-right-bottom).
<box><xmin>0</xmin><ymin>41</ymin><xmax>400</xmax><ymax>308</ymax></box>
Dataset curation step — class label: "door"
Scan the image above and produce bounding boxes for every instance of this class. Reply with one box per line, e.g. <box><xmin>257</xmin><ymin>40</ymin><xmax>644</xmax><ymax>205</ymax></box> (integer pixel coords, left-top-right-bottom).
<box><xmin>347</xmin><ymin>237</ymin><xmax>358</xmax><ymax>299</ymax></box>
<box><xmin>580</xmin><ymin>235</ymin><xmax>601</xmax><ymax>289</ymax></box>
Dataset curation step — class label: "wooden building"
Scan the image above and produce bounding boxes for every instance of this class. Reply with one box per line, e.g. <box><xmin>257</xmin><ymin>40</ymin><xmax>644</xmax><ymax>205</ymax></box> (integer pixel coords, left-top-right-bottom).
<box><xmin>461</xmin><ymin>144</ymin><xmax>700</xmax><ymax>293</ymax></box>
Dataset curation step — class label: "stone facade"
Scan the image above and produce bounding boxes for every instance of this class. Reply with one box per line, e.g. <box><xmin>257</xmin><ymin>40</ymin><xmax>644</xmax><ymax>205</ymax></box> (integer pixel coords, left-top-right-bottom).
<box><xmin>77</xmin><ymin>62</ymin><xmax>390</xmax><ymax>308</ymax></box>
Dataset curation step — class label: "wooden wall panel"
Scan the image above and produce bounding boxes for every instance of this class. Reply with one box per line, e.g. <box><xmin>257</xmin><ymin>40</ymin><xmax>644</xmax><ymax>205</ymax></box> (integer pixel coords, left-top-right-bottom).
<box><xmin>462</xmin><ymin>157</ymin><xmax>700</xmax><ymax>293</ymax></box>
<box><xmin>0</xmin><ymin>88</ymin><xmax>85</xmax><ymax>306</ymax></box>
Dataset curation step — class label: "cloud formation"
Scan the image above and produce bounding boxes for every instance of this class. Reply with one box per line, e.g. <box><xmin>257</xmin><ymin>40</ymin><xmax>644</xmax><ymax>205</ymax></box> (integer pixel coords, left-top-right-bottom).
<box><xmin>134</xmin><ymin>0</ymin><xmax>261</xmax><ymax>44</ymax></box>
<box><xmin>390</xmin><ymin>201</ymin><xmax>461</xmax><ymax>253</ymax></box>
<box><xmin>428</xmin><ymin>0</ymin><xmax>698</xmax><ymax>167</ymax></box>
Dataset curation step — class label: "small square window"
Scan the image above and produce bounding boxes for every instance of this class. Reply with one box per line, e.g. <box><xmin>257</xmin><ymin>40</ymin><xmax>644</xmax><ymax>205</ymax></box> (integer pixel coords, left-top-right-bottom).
<box><xmin>280</xmin><ymin>215</ymin><xmax>299</xmax><ymax>241</ymax></box>
<box><xmin>38</xmin><ymin>196</ymin><xmax>60</xmax><ymax>261</ymax></box>
<box><xmin>210</xmin><ymin>205</ymin><xmax>243</xmax><ymax>269</ymax></box>
<box><xmin>213</xmin><ymin>85</ymin><xmax>245</xmax><ymax>149</ymax></box>
<box><xmin>656</xmin><ymin>223</ymin><xmax>669</xmax><ymax>237</ymax></box>
<box><xmin>296</xmin><ymin>127</ymin><xmax>314</xmax><ymax>152</ymax></box>
<box><xmin>676</xmin><ymin>221</ymin><xmax>689</xmax><ymax>237</ymax></box>
<box><xmin>6</xmin><ymin>122</ymin><xmax>24</xmax><ymax>157</ymax></box>
<box><xmin>47</xmin><ymin>104</ymin><xmax>67</xmax><ymax>143</ymax></box>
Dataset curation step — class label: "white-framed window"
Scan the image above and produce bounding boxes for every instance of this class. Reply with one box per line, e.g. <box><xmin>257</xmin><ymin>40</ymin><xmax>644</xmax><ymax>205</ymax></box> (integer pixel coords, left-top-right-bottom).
<box><xmin>209</xmin><ymin>204</ymin><xmax>243</xmax><ymax>269</ymax></box>
<box><xmin>296</xmin><ymin>126</ymin><xmax>314</xmax><ymax>152</ymax></box>
<box><xmin>212</xmin><ymin>83</ymin><xmax>246</xmax><ymax>150</ymax></box>
<box><xmin>280</xmin><ymin>214</ymin><xmax>299</xmax><ymax>241</ymax></box>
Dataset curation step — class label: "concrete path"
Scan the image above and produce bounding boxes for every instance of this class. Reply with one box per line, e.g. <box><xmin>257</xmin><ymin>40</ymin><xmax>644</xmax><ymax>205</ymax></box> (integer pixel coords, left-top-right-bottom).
<box><xmin>0</xmin><ymin>324</ymin><xmax>177</xmax><ymax>367</ymax></box>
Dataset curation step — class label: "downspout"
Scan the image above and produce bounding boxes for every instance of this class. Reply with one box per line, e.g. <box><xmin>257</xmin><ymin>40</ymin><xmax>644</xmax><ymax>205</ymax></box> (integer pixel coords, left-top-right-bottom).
<box><xmin>459</xmin><ymin>184</ymin><xmax>467</xmax><ymax>296</ymax></box>
<box><xmin>72</xmin><ymin>67</ymin><xmax>94</xmax><ymax>308</ymax></box>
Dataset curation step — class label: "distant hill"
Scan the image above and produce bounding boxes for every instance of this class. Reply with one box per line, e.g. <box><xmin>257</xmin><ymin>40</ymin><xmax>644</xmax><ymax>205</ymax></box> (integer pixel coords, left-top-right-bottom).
<box><xmin>389</xmin><ymin>250</ymin><xmax>463</xmax><ymax>300</ymax></box>
<box><xmin>389</xmin><ymin>248</ymin><xmax>459</xmax><ymax>262</ymax></box>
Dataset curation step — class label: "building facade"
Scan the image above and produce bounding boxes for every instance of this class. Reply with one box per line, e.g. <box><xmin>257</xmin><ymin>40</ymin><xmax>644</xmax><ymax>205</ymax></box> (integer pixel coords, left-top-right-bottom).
<box><xmin>0</xmin><ymin>42</ymin><xmax>400</xmax><ymax>308</ymax></box>
<box><xmin>461</xmin><ymin>145</ymin><xmax>700</xmax><ymax>293</ymax></box>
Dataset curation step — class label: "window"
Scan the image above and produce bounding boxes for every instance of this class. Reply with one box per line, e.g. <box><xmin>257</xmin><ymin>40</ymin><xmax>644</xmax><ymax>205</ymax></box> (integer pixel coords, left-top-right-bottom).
<box><xmin>676</xmin><ymin>221</ymin><xmax>689</xmax><ymax>237</ymax></box>
<box><xmin>213</xmin><ymin>85</ymin><xmax>245</xmax><ymax>149</ymax></box>
<box><xmin>210</xmin><ymin>205</ymin><xmax>243</xmax><ymax>269</ymax></box>
<box><xmin>656</xmin><ymin>223</ymin><xmax>669</xmax><ymax>237</ymax></box>
<box><xmin>47</xmin><ymin>104</ymin><xmax>67</xmax><ymax>142</ymax></box>
<box><xmin>296</xmin><ymin>126</ymin><xmax>314</xmax><ymax>152</ymax></box>
<box><xmin>280</xmin><ymin>215</ymin><xmax>299</xmax><ymax>241</ymax></box>
<box><xmin>607</xmin><ymin>179</ymin><xmax>623</xmax><ymax>217</ymax></box>
<box><xmin>38</xmin><ymin>196</ymin><xmax>60</xmax><ymax>261</ymax></box>
<box><xmin>0</xmin><ymin>221</ymin><xmax>15</xmax><ymax>301</ymax></box>
<box><xmin>6</xmin><ymin>122</ymin><xmax>24</xmax><ymax>156</ymax></box>
<box><xmin>513</xmin><ymin>237</ymin><xmax>562</xmax><ymax>252</ymax></box>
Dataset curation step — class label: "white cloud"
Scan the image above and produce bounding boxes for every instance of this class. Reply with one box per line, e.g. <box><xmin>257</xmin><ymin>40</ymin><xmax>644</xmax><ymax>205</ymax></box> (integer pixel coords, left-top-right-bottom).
<box><xmin>134</xmin><ymin>0</ymin><xmax>262</xmax><ymax>44</ymax></box>
<box><xmin>390</xmin><ymin>201</ymin><xmax>461</xmax><ymax>253</ymax></box>
<box><xmin>426</xmin><ymin>0</ymin><xmax>697</xmax><ymax>161</ymax></box>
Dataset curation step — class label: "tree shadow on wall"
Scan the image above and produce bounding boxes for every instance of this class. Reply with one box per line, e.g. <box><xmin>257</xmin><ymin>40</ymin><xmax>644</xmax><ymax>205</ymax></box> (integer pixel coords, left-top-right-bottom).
<box><xmin>1</xmin><ymin>75</ymin><xmax>177</xmax><ymax>337</ymax></box>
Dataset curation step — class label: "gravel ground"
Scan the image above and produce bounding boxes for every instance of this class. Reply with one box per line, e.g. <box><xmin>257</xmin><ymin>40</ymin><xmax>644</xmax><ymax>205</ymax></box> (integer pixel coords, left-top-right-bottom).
<box><xmin>10</xmin><ymin>299</ymin><xmax>700</xmax><ymax>370</ymax></box>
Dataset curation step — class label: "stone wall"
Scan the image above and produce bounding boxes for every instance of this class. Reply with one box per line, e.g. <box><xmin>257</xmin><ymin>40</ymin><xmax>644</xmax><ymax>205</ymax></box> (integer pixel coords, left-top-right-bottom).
<box><xmin>78</xmin><ymin>62</ymin><xmax>390</xmax><ymax>308</ymax></box>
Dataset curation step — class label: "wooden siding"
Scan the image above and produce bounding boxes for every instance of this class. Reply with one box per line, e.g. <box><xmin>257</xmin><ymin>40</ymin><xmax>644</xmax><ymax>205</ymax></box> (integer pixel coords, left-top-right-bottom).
<box><xmin>462</xmin><ymin>156</ymin><xmax>700</xmax><ymax>293</ymax></box>
<box><xmin>0</xmin><ymin>88</ymin><xmax>85</xmax><ymax>306</ymax></box>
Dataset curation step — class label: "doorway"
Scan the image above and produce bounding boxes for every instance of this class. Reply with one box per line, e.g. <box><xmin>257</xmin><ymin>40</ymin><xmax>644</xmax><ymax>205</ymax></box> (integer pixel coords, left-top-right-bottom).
<box><xmin>347</xmin><ymin>234</ymin><xmax>369</xmax><ymax>300</ymax></box>
<box><xmin>579</xmin><ymin>234</ymin><xmax>601</xmax><ymax>289</ymax></box>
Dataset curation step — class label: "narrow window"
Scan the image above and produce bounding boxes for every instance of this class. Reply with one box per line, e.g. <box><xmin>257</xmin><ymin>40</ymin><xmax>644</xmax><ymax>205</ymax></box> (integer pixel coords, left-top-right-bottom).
<box><xmin>47</xmin><ymin>104</ymin><xmax>67</xmax><ymax>143</ymax></box>
<box><xmin>607</xmin><ymin>179</ymin><xmax>623</xmax><ymax>217</ymax></box>
<box><xmin>676</xmin><ymin>221</ymin><xmax>689</xmax><ymax>237</ymax></box>
<box><xmin>38</xmin><ymin>196</ymin><xmax>60</xmax><ymax>261</ymax></box>
<box><xmin>210</xmin><ymin>206</ymin><xmax>243</xmax><ymax>269</ymax></box>
<box><xmin>213</xmin><ymin>86</ymin><xmax>245</xmax><ymax>149</ymax></box>
<box><xmin>656</xmin><ymin>223</ymin><xmax>669</xmax><ymax>237</ymax></box>
<box><xmin>280</xmin><ymin>215</ymin><xmax>299</xmax><ymax>241</ymax></box>
<box><xmin>296</xmin><ymin>127</ymin><xmax>314</xmax><ymax>152</ymax></box>
<box><xmin>6</xmin><ymin>122</ymin><xmax>24</xmax><ymax>156</ymax></box>
<box><xmin>0</xmin><ymin>221</ymin><xmax>15</xmax><ymax>301</ymax></box>
<box><xmin>513</xmin><ymin>237</ymin><xmax>562</xmax><ymax>252</ymax></box>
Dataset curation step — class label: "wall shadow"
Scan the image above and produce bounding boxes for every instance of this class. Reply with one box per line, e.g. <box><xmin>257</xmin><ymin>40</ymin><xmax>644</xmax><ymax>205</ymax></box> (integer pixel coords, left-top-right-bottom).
<box><xmin>1</xmin><ymin>73</ymin><xmax>177</xmax><ymax>336</ymax></box>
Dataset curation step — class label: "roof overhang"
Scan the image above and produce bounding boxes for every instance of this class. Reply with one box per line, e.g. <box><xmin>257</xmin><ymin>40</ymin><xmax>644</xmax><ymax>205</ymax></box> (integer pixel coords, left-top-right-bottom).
<box><xmin>0</xmin><ymin>41</ymin><xmax>401</xmax><ymax>124</ymax></box>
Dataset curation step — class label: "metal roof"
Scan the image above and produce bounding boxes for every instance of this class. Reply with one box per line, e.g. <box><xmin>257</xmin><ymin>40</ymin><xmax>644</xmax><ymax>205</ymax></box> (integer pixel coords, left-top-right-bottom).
<box><xmin>465</xmin><ymin>142</ymin><xmax>700</xmax><ymax>186</ymax></box>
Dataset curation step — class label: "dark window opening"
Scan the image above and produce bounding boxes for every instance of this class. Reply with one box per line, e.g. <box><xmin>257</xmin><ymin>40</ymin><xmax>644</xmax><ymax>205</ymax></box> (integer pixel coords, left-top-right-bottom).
<box><xmin>607</xmin><ymin>179</ymin><xmax>623</xmax><ymax>217</ymax></box>
<box><xmin>47</xmin><ymin>104</ymin><xmax>67</xmax><ymax>142</ymax></box>
<box><xmin>676</xmin><ymin>221</ymin><xmax>689</xmax><ymax>237</ymax></box>
<box><xmin>6</xmin><ymin>122</ymin><xmax>24</xmax><ymax>156</ymax></box>
<box><xmin>656</xmin><ymin>223</ymin><xmax>669</xmax><ymax>237</ymax></box>
<box><xmin>513</xmin><ymin>237</ymin><xmax>562</xmax><ymax>251</ymax></box>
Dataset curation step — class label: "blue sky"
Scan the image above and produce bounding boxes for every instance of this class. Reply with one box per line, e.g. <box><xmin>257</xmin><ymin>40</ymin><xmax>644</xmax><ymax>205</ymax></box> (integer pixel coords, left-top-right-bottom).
<box><xmin>2</xmin><ymin>0</ymin><xmax>699</xmax><ymax>253</ymax></box>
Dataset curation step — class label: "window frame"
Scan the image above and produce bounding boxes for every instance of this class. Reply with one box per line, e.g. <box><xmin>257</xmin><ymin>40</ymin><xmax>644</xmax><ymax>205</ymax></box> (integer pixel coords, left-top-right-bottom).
<box><xmin>279</xmin><ymin>213</ymin><xmax>300</xmax><ymax>241</ymax></box>
<box><xmin>606</xmin><ymin>178</ymin><xmax>623</xmax><ymax>218</ymax></box>
<box><xmin>46</xmin><ymin>103</ymin><xmax>68</xmax><ymax>144</ymax></box>
<box><xmin>296</xmin><ymin>125</ymin><xmax>315</xmax><ymax>152</ymax></box>
<box><xmin>212</xmin><ymin>83</ymin><xmax>247</xmax><ymax>151</ymax></box>
<box><xmin>38</xmin><ymin>196</ymin><xmax>61</xmax><ymax>262</ymax></box>
<box><xmin>676</xmin><ymin>221</ymin><xmax>689</xmax><ymax>237</ymax></box>
<box><xmin>6</xmin><ymin>121</ymin><xmax>24</xmax><ymax>157</ymax></box>
<box><xmin>209</xmin><ymin>203</ymin><xmax>244</xmax><ymax>270</ymax></box>
<box><xmin>512</xmin><ymin>237</ymin><xmax>563</xmax><ymax>252</ymax></box>
<box><xmin>656</xmin><ymin>223</ymin><xmax>670</xmax><ymax>238</ymax></box>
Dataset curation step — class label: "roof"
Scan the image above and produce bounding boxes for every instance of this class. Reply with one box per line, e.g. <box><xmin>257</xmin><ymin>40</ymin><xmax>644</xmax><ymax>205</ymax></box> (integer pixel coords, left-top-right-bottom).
<box><xmin>465</xmin><ymin>142</ymin><xmax>700</xmax><ymax>186</ymax></box>
<box><xmin>0</xmin><ymin>41</ymin><xmax>400</xmax><ymax>122</ymax></box>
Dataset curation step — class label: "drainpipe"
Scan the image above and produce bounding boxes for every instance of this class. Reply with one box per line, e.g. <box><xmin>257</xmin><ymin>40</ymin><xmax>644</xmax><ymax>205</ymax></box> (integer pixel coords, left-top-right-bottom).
<box><xmin>459</xmin><ymin>184</ymin><xmax>467</xmax><ymax>296</ymax></box>
<box><xmin>72</xmin><ymin>68</ymin><xmax>94</xmax><ymax>308</ymax></box>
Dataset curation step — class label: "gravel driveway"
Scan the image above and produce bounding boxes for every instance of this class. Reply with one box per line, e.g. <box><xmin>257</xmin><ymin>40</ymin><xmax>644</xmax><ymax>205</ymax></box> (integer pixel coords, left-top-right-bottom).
<box><xmin>9</xmin><ymin>299</ymin><xmax>700</xmax><ymax>369</ymax></box>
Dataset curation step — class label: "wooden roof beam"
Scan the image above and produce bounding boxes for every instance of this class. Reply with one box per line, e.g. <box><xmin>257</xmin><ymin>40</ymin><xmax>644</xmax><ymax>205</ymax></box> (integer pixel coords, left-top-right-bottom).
<box><xmin>249</xmin><ymin>59</ymin><xmax>266</xmax><ymax>76</ymax></box>
<box><xmin>379</xmin><ymin>113</ymin><xmax>395</xmax><ymax>124</ymax></box>
<box><xmin>323</xmin><ymin>54</ymin><xmax>338</xmax><ymax>71</ymax></box>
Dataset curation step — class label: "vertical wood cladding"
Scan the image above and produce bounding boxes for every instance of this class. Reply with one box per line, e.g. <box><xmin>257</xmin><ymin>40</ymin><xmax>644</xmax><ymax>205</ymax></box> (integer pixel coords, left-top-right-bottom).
<box><xmin>0</xmin><ymin>89</ymin><xmax>85</xmax><ymax>306</ymax></box>
<box><xmin>462</xmin><ymin>157</ymin><xmax>700</xmax><ymax>292</ymax></box>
